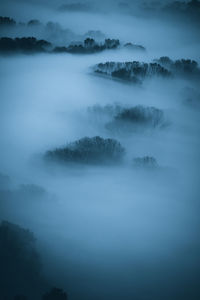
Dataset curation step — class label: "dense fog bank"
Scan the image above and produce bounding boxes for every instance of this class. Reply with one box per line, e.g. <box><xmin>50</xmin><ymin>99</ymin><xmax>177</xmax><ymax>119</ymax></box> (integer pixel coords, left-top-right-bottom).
<box><xmin>0</xmin><ymin>0</ymin><xmax>200</xmax><ymax>299</ymax></box>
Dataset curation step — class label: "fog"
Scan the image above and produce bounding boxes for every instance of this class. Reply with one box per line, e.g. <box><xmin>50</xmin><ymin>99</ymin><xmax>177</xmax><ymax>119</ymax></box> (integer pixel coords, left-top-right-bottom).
<box><xmin>0</xmin><ymin>1</ymin><xmax>200</xmax><ymax>299</ymax></box>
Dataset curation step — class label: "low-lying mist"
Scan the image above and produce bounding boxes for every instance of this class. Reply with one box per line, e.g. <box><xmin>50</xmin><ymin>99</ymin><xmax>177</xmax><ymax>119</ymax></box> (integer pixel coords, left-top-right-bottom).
<box><xmin>0</xmin><ymin>1</ymin><xmax>200</xmax><ymax>299</ymax></box>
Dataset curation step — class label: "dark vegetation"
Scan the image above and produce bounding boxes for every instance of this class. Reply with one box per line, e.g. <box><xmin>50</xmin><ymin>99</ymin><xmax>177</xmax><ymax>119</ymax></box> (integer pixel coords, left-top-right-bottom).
<box><xmin>94</xmin><ymin>61</ymin><xmax>171</xmax><ymax>83</ymax></box>
<box><xmin>106</xmin><ymin>106</ymin><xmax>166</xmax><ymax>133</ymax></box>
<box><xmin>0</xmin><ymin>220</ymin><xmax>44</xmax><ymax>299</ymax></box>
<box><xmin>83</xmin><ymin>30</ymin><xmax>105</xmax><ymax>41</ymax></box>
<box><xmin>0</xmin><ymin>16</ymin><xmax>105</xmax><ymax>47</ymax></box>
<box><xmin>0</xmin><ymin>37</ymin><xmax>120</xmax><ymax>55</ymax></box>
<box><xmin>0</xmin><ymin>16</ymin><xmax>145</xmax><ymax>55</ymax></box>
<box><xmin>27</xmin><ymin>19</ymin><xmax>42</xmax><ymax>26</ymax></box>
<box><xmin>0</xmin><ymin>16</ymin><xmax>76</xmax><ymax>46</ymax></box>
<box><xmin>45</xmin><ymin>136</ymin><xmax>125</xmax><ymax>165</ymax></box>
<box><xmin>0</xmin><ymin>37</ymin><xmax>51</xmax><ymax>53</ymax></box>
<box><xmin>94</xmin><ymin>58</ymin><xmax>200</xmax><ymax>83</ymax></box>
<box><xmin>42</xmin><ymin>287</ymin><xmax>68</xmax><ymax>300</ymax></box>
<box><xmin>154</xmin><ymin>57</ymin><xmax>200</xmax><ymax>78</ymax></box>
<box><xmin>0</xmin><ymin>220</ymin><xmax>68</xmax><ymax>299</ymax></box>
<box><xmin>0</xmin><ymin>16</ymin><xmax>16</xmax><ymax>26</ymax></box>
<box><xmin>133</xmin><ymin>156</ymin><xmax>158</xmax><ymax>169</ymax></box>
<box><xmin>124</xmin><ymin>42</ymin><xmax>146</xmax><ymax>51</ymax></box>
<box><xmin>114</xmin><ymin>106</ymin><xmax>165</xmax><ymax>127</ymax></box>
<box><xmin>53</xmin><ymin>38</ymin><xmax>120</xmax><ymax>54</ymax></box>
<box><xmin>87</xmin><ymin>104</ymin><xmax>167</xmax><ymax>134</ymax></box>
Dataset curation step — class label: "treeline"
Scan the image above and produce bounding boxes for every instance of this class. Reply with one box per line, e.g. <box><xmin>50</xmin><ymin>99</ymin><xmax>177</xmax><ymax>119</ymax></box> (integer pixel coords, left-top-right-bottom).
<box><xmin>94</xmin><ymin>61</ymin><xmax>171</xmax><ymax>83</ymax></box>
<box><xmin>0</xmin><ymin>36</ymin><xmax>146</xmax><ymax>55</ymax></box>
<box><xmin>93</xmin><ymin>58</ymin><xmax>200</xmax><ymax>83</ymax></box>
<box><xmin>0</xmin><ymin>37</ymin><xmax>120</xmax><ymax>54</ymax></box>
<box><xmin>154</xmin><ymin>57</ymin><xmax>200</xmax><ymax>77</ymax></box>
<box><xmin>0</xmin><ymin>37</ymin><xmax>51</xmax><ymax>53</ymax></box>
<box><xmin>0</xmin><ymin>16</ymin><xmax>146</xmax><ymax>55</ymax></box>
<box><xmin>53</xmin><ymin>38</ymin><xmax>120</xmax><ymax>54</ymax></box>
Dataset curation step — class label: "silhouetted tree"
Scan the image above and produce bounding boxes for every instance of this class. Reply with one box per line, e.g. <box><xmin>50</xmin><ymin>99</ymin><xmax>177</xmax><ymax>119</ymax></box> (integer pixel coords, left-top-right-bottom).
<box><xmin>42</xmin><ymin>288</ymin><xmax>68</xmax><ymax>300</ymax></box>
<box><xmin>57</xmin><ymin>38</ymin><xmax>120</xmax><ymax>54</ymax></box>
<box><xmin>0</xmin><ymin>221</ymin><xmax>43</xmax><ymax>299</ymax></box>
<box><xmin>106</xmin><ymin>106</ymin><xmax>166</xmax><ymax>133</ymax></box>
<box><xmin>84</xmin><ymin>38</ymin><xmax>95</xmax><ymax>48</ymax></box>
<box><xmin>155</xmin><ymin>57</ymin><xmax>200</xmax><ymax>77</ymax></box>
<box><xmin>104</xmin><ymin>38</ymin><xmax>120</xmax><ymax>49</ymax></box>
<box><xmin>124</xmin><ymin>42</ymin><xmax>146</xmax><ymax>51</ymax></box>
<box><xmin>45</xmin><ymin>136</ymin><xmax>125</xmax><ymax>164</ymax></box>
<box><xmin>0</xmin><ymin>37</ymin><xmax>51</xmax><ymax>53</ymax></box>
<box><xmin>28</xmin><ymin>19</ymin><xmax>41</xmax><ymax>26</ymax></box>
<box><xmin>94</xmin><ymin>61</ymin><xmax>171</xmax><ymax>83</ymax></box>
<box><xmin>0</xmin><ymin>16</ymin><xmax>16</xmax><ymax>26</ymax></box>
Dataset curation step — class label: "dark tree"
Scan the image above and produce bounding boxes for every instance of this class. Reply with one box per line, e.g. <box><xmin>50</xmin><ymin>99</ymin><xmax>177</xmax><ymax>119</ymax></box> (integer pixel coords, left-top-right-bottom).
<box><xmin>155</xmin><ymin>57</ymin><xmax>200</xmax><ymax>77</ymax></box>
<box><xmin>45</xmin><ymin>136</ymin><xmax>125</xmax><ymax>165</ymax></box>
<box><xmin>0</xmin><ymin>16</ymin><xmax>16</xmax><ymax>26</ymax></box>
<box><xmin>94</xmin><ymin>60</ymin><xmax>171</xmax><ymax>83</ymax></box>
<box><xmin>42</xmin><ymin>288</ymin><xmax>68</xmax><ymax>300</ymax></box>
<box><xmin>27</xmin><ymin>19</ymin><xmax>41</xmax><ymax>26</ymax></box>
<box><xmin>104</xmin><ymin>38</ymin><xmax>120</xmax><ymax>49</ymax></box>
<box><xmin>124</xmin><ymin>42</ymin><xmax>146</xmax><ymax>51</ymax></box>
<box><xmin>58</xmin><ymin>38</ymin><xmax>120</xmax><ymax>54</ymax></box>
<box><xmin>106</xmin><ymin>106</ymin><xmax>167</xmax><ymax>133</ymax></box>
<box><xmin>0</xmin><ymin>221</ymin><xmax>43</xmax><ymax>299</ymax></box>
<box><xmin>84</xmin><ymin>38</ymin><xmax>95</xmax><ymax>48</ymax></box>
<box><xmin>0</xmin><ymin>37</ymin><xmax>51</xmax><ymax>53</ymax></box>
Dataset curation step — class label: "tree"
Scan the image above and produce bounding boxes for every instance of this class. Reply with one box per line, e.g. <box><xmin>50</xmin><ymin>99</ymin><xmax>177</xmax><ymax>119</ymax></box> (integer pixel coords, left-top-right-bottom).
<box><xmin>42</xmin><ymin>288</ymin><xmax>68</xmax><ymax>300</ymax></box>
<box><xmin>84</xmin><ymin>38</ymin><xmax>95</xmax><ymax>48</ymax></box>
<box><xmin>0</xmin><ymin>221</ymin><xmax>43</xmax><ymax>299</ymax></box>
<box><xmin>45</xmin><ymin>136</ymin><xmax>125</xmax><ymax>165</ymax></box>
